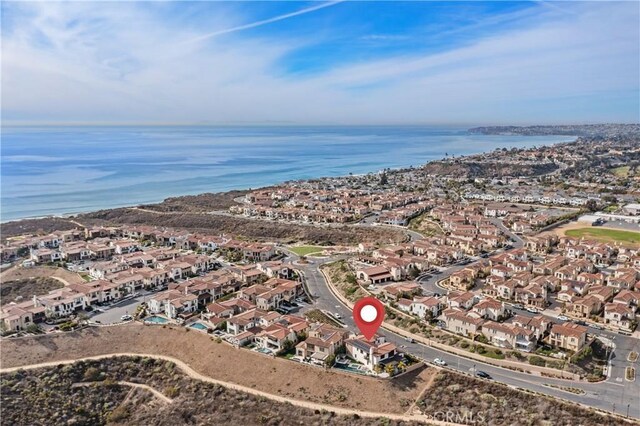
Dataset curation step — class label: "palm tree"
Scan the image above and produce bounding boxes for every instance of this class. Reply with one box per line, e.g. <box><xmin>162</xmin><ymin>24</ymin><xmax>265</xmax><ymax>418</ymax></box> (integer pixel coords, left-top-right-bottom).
<box><xmin>385</xmin><ymin>363</ymin><xmax>395</xmax><ymax>375</ymax></box>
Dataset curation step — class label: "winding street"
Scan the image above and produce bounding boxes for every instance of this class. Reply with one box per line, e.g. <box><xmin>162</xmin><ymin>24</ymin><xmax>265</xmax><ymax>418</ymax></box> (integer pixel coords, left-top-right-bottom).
<box><xmin>285</xmin><ymin>228</ymin><xmax>640</xmax><ymax>420</ymax></box>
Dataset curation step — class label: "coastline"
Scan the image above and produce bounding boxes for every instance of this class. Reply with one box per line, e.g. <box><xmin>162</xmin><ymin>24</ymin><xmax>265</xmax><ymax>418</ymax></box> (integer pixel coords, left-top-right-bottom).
<box><xmin>1</xmin><ymin>125</ymin><xmax>579</xmax><ymax>223</ymax></box>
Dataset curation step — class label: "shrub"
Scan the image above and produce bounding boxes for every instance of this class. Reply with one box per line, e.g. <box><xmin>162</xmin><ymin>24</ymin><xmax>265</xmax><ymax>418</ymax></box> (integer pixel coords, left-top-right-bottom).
<box><xmin>509</xmin><ymin>351</ymin><xmax>525</xmax><ymax>360</ymax></box>
<box><xmin>324</xmin><ymin>354</ymin><xmax>336</xmax><ymax>367</ymax></box>
<box><xmin>475</xmin><ymin>334</ymin><xmax>489</xmax><ymax>344</ymax></box>
<box><xmin>164</xmin><ymin>386</ymin><xmax>180</xmax><ymax>398</ymax></box>
<box><xmin>529</xmin><ymin>356</ymin><xmax>546</xmax><ymax>367</ymax></box>
<box><xmin>107</xmin><ymin>406</ymin><xmax>130</xmax><ymax>422</ymax></box>
<box><xmin>25</xmin><ymin>323</ymin><xmax>42</xmax><ymax>334</ymax></box>
<box><xmin>83</xmin><ymin>367</ymin><xmax>101</xmax><ymax>382</ymax></box>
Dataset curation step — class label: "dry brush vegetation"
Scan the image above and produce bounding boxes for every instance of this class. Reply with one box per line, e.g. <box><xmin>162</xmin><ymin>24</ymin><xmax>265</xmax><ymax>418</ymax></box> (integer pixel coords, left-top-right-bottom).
<box><xmin>78</xmin><ymin>208</ymin><xmax>405</xmax><ymax>245</ymax></box>
<box><xmin>419</xmin><ymin>371</ymin><xmax>629</xmax><ymax>426</ymax></box>
<box><xmin>1</xmin><ymin>357</ymin><xmax>425</xmax><ymax>426</ymax></box>
<box><xmin>0</xmin><ymin>324</ymin><xmax>431</xmax><ymax>415</ymax></box>
<box><xmin>0</xmin><ymin>277</ymin><xmax>64</xmax><ymax>303</ymax></box>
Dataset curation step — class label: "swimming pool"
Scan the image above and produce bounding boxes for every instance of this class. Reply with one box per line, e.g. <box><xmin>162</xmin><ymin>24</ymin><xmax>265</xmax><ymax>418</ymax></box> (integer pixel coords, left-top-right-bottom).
<box><xmin>144</xmin><ymin>316</ymin><xmax>168</xmax><ymax>324</ymax></box>
<box><xmin>334</xmin><ymin>362</ymin><xmax>370</xmax><ymax>375</ymax></box>
<box><xmin>189</xmin><ymin>322</ymin><xmax>208</xmax><ymax>331</ymax></box>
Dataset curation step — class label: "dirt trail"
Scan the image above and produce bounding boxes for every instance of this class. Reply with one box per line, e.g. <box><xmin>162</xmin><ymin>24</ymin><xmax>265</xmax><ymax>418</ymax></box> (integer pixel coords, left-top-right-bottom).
<box><xmin>73</xmin><ymin>380</ymin><xmax>173</xmax><ymax>404</ymax></box>
<box><xmin>405</xmin><ymin>369</ymin><xmax>439</xmax><ymax>416</ymax></box>
<box><xmin>1</xmin><ymin>353</ymin><xmax>462</xmax><ymax>426</ymax></box>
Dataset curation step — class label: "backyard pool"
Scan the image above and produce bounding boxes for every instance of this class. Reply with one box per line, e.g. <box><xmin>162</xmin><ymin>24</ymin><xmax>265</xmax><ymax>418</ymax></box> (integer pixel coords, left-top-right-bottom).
<box><xmin>144</xmin><ymin>316</ymin><xmax>168</xmax><ymax>324</ymax></box>
<box><xmin>334</xmin><ymin>361</ymin><xmax>370</xmax><ymax>375</ymax></box>
<box><xmin>189</xmin><ymin>322</ymin><xmax>208</xmax><ymax>331</ymax></box>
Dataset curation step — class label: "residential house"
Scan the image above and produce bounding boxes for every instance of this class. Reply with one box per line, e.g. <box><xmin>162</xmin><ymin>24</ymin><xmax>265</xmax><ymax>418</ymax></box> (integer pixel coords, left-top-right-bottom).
<box><xmin>296</xmin><ymin>323</ymin><xmax>349</xmax><ymax>364</ymax></box>
<box><xmin>441</xmin><ymin>308</ymin><xmax>484</xmax><ymax>338</ymax></box>
<box><xmin>345</xmin><ymin>335</ymin><xmax>398</xmax><ymax>372</ymax></box>
<box><xmin>548</xmin><ymin>323</ymin><xmax>588</xmax><ymax>352</ymax></box>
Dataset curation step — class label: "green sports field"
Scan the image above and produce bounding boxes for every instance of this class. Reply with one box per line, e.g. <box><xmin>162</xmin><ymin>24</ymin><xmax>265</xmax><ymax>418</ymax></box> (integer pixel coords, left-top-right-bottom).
<box><xmin>287</xmin><ymin>245</ymin><xmax>326</xmax><ymax>256</ymax></box>
<box><xmin>565</xmin><ymin>227</ymin><xmax>640</xmax><ymax>246</ymax></box>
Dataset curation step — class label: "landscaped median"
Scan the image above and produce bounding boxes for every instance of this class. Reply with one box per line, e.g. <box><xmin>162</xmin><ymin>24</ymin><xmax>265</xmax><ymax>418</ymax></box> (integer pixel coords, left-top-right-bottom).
<box><xmin>320</xmin><ymin>260</ymin><xmax>581</xmax><ymax>381</ymax></box>
<box><xmin>625</xmin><ymin>367</ymin><xmax>635</xmax><ymax>382</ymax></box>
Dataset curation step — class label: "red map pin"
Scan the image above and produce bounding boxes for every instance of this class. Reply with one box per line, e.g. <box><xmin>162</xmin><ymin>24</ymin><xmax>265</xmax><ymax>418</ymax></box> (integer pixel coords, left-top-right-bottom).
<box><xmin>353</xmin><ymin>296</ymin><xmax>385</xmax><ymax>341</ymax></box>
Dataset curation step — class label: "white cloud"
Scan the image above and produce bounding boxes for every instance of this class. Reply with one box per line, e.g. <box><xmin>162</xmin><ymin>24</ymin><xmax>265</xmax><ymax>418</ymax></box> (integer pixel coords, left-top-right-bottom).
<box><xmin>2</xmin><ymin>1</ymin><xmax>638</xmax><ymax>124</ymax></box>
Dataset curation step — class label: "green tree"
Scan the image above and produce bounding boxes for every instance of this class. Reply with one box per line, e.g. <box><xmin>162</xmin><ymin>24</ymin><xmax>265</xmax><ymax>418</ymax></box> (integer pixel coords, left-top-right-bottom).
<box><xmin>324</xmin><ymin>354</ymin><xmax>336</xmax><ymax>368</ymax></box>
<box><xmin>25</xmin><ymin>323</ymin><xmax>41</xmax><ymax>334</ymax></box>
<box><xmin>278</xmin><ymin>339</ymin><xmax>295</xmax><ymax>355</ymax></box>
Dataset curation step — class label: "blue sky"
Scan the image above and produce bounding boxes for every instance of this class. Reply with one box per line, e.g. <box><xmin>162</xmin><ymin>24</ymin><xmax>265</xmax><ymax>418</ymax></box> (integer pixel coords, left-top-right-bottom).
<box><xmin>2</xmin><ymin>1</ymin><xmax>639</xmax><ymax>125</ymax></box>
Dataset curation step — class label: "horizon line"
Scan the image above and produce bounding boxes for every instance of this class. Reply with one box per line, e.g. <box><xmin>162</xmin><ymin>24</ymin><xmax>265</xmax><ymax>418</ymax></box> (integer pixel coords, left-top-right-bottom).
<box><xmin>3</xmin><ymin>121</ymin><xmax>638</xmax><ymax>128</ymax></box>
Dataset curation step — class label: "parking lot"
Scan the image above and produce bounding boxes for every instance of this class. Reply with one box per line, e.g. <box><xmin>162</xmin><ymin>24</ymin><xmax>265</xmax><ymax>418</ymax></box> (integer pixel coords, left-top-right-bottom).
<box><xmin>600</xmin><ymin>220</ymin><xmax>640</xmax><ymax>232</ymax></box>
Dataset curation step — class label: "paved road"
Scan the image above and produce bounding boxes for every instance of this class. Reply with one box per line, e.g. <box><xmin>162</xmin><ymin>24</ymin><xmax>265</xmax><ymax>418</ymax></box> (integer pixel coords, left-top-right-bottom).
<box><xmin>287</xmin><ymin>243</ymin><xmax>640</xmax><ymax>420</ymax></box>
<box><xmin>488</xmin><ymin>217</ymin><xmax>524</xmax><ymax>249</ymax></box>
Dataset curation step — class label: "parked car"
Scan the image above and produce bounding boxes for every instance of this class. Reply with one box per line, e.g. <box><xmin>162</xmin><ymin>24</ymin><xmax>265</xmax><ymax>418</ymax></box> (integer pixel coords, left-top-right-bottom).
<box><xmin>525</xmin><ymin>307</ymin><xmax>538</xmax><ymax>314</ymax></box>
<box><xmin>434</xmin><ymin>358</ymin><xmax>447</xmax><ymax>366</ymax></box>
<box><xmin>406</xmin><ymin>337</ymin><xmax>415</xmax><ymax>343</ymax></box>
<box><xmin>121</xmin><ymin>315</ymin><xmax>133</xmax><ymax>321</ymax></box>
<box><xmin>557</xmin><ymin>315</ymin><xmax>569</xmax><ymax>321</ymax></box>
<box><xmin>512</xmin><ymin>303</ymin><xmax>524</xmax><ymax>310</ymax></box>
<box><xmin>334</xmin><ymin>312</ymin><xmax>342</xmax><ymax>319</ymax></box>
<box><xmin>475</xmin><ymin>371</ymin><xmax>492</xmax><ymax>379</ymax></box>
<box><xmin>589</xmin><ymin>323</ymin><xmax>604</xmax><ymax>330</ymax></box>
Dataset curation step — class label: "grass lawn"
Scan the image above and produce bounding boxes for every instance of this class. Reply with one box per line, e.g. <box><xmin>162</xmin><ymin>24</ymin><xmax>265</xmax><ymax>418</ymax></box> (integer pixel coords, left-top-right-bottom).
<box><xmin>565</xmin><ymin>227</ymin><xmax>640</xmax><ymax>246</ymax></box>
<box><xmin>287</xmin><ymin>245</ymin><xmax>326</xmax><ymax>256</ymax></box>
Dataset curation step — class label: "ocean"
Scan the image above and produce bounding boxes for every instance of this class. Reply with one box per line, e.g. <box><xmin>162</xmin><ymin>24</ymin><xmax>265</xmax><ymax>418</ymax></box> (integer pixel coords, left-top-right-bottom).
<box><xmin>0</xmin><ymin>125</ymin><xmax>574</xmax><ymax>222</ymax></box>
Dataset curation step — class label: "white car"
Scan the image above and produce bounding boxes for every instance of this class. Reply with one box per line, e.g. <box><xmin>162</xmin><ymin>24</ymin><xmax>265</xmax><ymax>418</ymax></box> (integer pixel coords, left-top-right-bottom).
<box><xmin>434</xmin><ymin>358</ymin><xmax>447</xmax><ymax>366</ymax></box>
<box><xmin>557</xmin><ymin>315</ymin><xmax>569</xmax><ymax>321</ymax></box>
<box><xmin>334</xmin><ymin>312</ymin><xmax>342</xmax><ymax>319</ymax></box>
<box><xmin>121</xmin><ymin>315</ymin><xmax>133</xmax><ymax>321</ymax></box>
<box><xmin>525</xmin><ymin>307</ymin><xmax>538</xmax><ymax>314</ymax></box>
